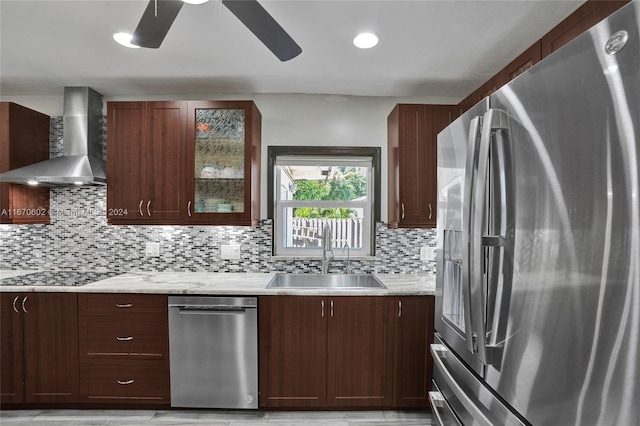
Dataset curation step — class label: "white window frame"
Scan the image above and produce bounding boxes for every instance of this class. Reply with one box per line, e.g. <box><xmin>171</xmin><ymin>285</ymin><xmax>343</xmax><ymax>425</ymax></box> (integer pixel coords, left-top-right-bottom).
<box><xmin>273</xmin><ymin>154</ymin><xmax>375</xmax><ymax>257</ymax></box>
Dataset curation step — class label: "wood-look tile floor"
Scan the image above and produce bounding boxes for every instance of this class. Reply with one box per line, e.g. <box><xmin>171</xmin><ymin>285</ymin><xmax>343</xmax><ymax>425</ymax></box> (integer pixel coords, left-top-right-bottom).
<box><xmin>0</xmin><ymin>409</ymin><xmax>434</xmax><ymax>425</ymax></box>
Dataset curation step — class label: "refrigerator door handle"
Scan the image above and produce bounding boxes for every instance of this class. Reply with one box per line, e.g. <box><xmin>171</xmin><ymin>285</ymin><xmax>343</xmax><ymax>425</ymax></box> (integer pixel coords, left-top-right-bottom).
<box><xmin>462</xmin><ymin>115</ymin><xmax>483</xmax><ymax>354</ymax></box>
<box><xmin>473</xmin><ymin>108</ymin><xmax>515</xmax><ymax>367</ymax></box>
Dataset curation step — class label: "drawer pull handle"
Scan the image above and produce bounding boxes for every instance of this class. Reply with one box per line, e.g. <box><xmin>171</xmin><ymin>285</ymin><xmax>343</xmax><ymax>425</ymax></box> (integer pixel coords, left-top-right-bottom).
<box><xmin>117</xmin><ymin>379</ymin><xmax>134</xmax><ymax>385</ymax></box>
<box><xmin>116</xmin><ymin>303</ymin><xmax>133</xmax><ymax>308</ymax></box>
<box><xmin>116</xmin><ymin>336</ymin><xmax>134</xmax><ymax>341</ymax></box>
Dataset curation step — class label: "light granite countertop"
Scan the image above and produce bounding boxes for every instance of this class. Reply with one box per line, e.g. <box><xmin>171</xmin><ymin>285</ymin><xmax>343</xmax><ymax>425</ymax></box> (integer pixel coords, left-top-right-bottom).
<box><xmin>0</xmin><ymin>271</ymin><xmax>435</xmax><ymax>296</ymax></box>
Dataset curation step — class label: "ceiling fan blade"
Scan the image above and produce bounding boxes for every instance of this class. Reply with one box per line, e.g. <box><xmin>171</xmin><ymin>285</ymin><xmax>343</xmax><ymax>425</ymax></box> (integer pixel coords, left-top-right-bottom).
<box><xmin>221</xmin><ymin>0</ymin><xmax>302</xmax><ymax>62</ymax></box>
<box><xmin>131</xmin><ymin>0</ymin><xmax>184</xmax><ymax>48</ymax></box>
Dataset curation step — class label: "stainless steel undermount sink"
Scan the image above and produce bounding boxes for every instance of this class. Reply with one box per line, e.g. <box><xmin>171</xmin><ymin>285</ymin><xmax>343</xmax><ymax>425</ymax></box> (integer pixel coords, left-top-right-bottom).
<box><xmin>265</xmin><ymin>273</ymin><xmax>387</xmax><ymax>290</ymax></box>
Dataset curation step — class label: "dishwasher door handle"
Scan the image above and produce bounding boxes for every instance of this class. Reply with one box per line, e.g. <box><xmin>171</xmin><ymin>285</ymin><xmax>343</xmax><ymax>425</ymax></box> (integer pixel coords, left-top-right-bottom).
<box><xmin>174</xmin><ymin>306</ymin><xmax>250</xmax><ymax>315</ymax></box>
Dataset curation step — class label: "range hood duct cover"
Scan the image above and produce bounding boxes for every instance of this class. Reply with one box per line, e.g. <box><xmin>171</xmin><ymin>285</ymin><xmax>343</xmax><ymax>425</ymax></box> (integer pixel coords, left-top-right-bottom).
<box><xmin>0</xmin><ymin>87</ymin><xmax>106</xmax><ymax>186</ymax></box>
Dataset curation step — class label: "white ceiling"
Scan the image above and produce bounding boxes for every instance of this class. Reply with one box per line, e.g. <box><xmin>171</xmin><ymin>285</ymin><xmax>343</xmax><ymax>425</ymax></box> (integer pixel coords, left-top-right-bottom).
<box><xmin>0</xmin><ymin>0</ymin><xmax>585</xmax><ymax>101</ymax></box>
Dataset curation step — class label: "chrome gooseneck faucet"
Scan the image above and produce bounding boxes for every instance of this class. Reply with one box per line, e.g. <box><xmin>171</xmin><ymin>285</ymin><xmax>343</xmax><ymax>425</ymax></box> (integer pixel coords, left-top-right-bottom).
<box><xmin>343</xmin><ymin>243</ymin><xmax>353</xmax><ymax>274</ymax></box>
<box><xmin>321</xmin><ymin>222</ymin><xmax>334</xmax><ymax>274</ymax></box>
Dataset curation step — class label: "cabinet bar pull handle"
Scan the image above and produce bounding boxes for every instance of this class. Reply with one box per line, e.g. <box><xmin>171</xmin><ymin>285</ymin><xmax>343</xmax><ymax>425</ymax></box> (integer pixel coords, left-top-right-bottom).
<box><xmin>12</xmin><ymin>296</ymin><xmax>20</xmax><ymax>313</ymax></box>
<box><xmin>401</xmin><ymin>203</ymin><xmax>405</xmax><ymax>219</ymax></box>
<box><xmin>116</xmin><ymin>336</ymin><xmax>134</xmax><ymax>341</ymax></box>
<box><xmin>187</xmin><ymin>201</ymin><xmax>192</xmax><ymax>217</ymax></box>
<box><xmin>21</xmin><ymin>296</ymin><xmax>28</xmax><ymax>313</ymax></box>
<box><xmin>330</xmin><ymin>300</ymin><xmax>334</xmax><ymax>317</ymax></box>
<box><xmin>429</xmin><ymin>203</ymin><xmax>433</xmax><ymax>220</ymax></box>
<box><xmin>117</xmin><ymin>379</ymin><xmax>134</xmax><ymax>385</ymax></box>
<box><xmin>116</xmin><ymin>303</ymin><xmax>133</xmax><ymax>308</ymax></box>
<box><xmin>139</xmin><ymin>200</ymin><xmax>144</xmax><ymax>216</ymax></box>
<box><xmin>399</xmin><ymin>300</ymin><xmax>402</xmax><ymax>318</ymax></box>
<box><xmin>321</xmin><ymin>300</ymin><xmax>325</xmax><ymax>317</ymax></box>
<box><xmin>147</xmin><ymin>200</ymin><xmax>152</xmax><ymax>216</ymax></box>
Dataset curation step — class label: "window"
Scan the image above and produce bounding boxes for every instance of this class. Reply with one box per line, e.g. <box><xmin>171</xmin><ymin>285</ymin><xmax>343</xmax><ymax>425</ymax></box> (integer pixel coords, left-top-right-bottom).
<box><xmin>268</xmin><ymin>147</ymin><xmax>381</xmax><ymax>257</ymax></box>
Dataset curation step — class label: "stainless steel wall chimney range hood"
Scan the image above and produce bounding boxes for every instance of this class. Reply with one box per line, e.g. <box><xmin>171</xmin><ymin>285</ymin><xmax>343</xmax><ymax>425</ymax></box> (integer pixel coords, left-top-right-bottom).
<box><xmin>0</xmin><ymin>87</ymin><xmax>106</xmax><ymax>186</ymax></box>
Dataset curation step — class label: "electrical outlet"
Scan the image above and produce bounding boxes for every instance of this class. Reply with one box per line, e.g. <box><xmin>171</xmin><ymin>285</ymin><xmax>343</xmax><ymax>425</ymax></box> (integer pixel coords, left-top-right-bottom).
<box><xmin>420</xmin><ymin>246</ymin><xmax>434</xmax><ymax>261</ymax></box>
<box><xmin>145</xmin><ymin>242</ymin><xmax>160</xmax><ymax>257</ymax></box>
<box><xmin>221</xmin><ymin>244</ymin><xmax>241</xmax><ymax>260</ymax></box>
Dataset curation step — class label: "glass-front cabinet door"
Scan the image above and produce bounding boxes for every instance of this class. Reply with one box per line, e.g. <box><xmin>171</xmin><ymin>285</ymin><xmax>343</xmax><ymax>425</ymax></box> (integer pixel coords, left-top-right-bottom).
<box><xmin>186</xmin><ymin>101</ymin><xmax>261</xmax><ymax>226</ymax></box>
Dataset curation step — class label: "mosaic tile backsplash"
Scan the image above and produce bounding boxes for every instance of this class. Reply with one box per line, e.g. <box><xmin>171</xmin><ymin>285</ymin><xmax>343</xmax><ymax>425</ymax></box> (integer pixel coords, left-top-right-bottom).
<box><xmin>0</xmin><ymin>117</ymin><xmax>436</xmax><ymax>274</ymax></box>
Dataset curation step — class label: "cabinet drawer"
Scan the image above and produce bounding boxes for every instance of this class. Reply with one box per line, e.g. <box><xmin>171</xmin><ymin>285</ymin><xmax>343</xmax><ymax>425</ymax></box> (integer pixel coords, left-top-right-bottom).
<box><xmin>80</xmin><ymin>320</ymin><xmax>168</xmax><ymax>358</ymax></box>
<box><xmin>79</xmin><ymin>294</ymin><xmax>167</xmax><ymax>315</ymax></box>
<box><xmin>83</xmin><ymin>359</ymin><xmax>169</xmax><ymax>403</ymax></box>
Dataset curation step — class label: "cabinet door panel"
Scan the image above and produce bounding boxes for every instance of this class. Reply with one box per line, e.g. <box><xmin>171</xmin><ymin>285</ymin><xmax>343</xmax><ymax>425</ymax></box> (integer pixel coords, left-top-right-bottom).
<box><xmin>393</xmin><ymin>296</ymin><xmax>434</xmax><ymax>408</ymax></box>
<box><xmin>258</xmin><ymin>296</ymin><xmax>327</xmax><ymax>408</ymax></box>
<box><xmin>327</xmin><ymin>297</ymin><xmax>395</xmax><ymax>408</ymax></box>
<box><xmin>145</xmin><ymin>102</ymin><xmax>187</xmax><ymax>220</ymax></box>
<box><xmin>0</xmin><ymin>293</ymin><xmax>24</xmax><ymax>404</ymax></box>
<box><xmin>398</xmin><ymin>105</ymin><xmax>428</xmax><ymax>227</ymax></box>
<box><xmin>23</xmin><ymin>293</ymin><xmax>79</xmax><ymax>403</ymax></box>
<box><xmin>0</xmin><ymin>103</ymin><xmax>51</xmax><ymax>225</ymax></box>
<box><xmin>107</xmin><ymin>102</ymin><xmax>146</xmax><ymax>221</ymax></box>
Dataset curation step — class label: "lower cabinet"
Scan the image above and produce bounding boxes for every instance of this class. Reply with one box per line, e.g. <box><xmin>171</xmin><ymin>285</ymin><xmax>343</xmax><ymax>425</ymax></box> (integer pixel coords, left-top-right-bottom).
<box><xmin>78</xmin><ymin>294</ymin><xmax>170</xmax><ymax>405</ymax></box>
<box><xmin>259</xmin><ymin>295</ymin><xmax>434</xmax><ymax>410</ymax></box>
<box><xmin>0</xmin><ymin>293</ymin><xmax>79</xmax><ymax>405</ymax></box>
<box><xmin>393</xmin><ymin>296</ymin><xmax>435</xmax><ymax>408</ymax></box>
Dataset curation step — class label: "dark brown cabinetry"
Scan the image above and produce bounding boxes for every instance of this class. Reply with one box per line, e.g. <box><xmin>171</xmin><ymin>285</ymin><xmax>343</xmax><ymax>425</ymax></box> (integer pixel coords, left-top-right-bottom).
<box><xmin>326</xmin><ymin>297</ymin><xmax>395</xmax><ymax>408</ymax></box>
<box><xmin>106</xmin><ymin>101</ymin><xmax>187</xmax><ymax>223</ymax></box>
<box><xmin>259</xmin><ymin>295</ymin><xmax>433</xmax><ymax>410</ymax></box>
<box><xmin>259</xmin><ymin>296</ymin><xmax>395</xmax><ymax>409</ymax></box>
<box><xmin>388</xmin><ymin>104</ymin><xmax>458</xmax><ymax>229</ymax></box>
<box><xmin>78</xmin><ymin>294</ymin><xmax>170</xmax><ymax>405</ymax></box>
<box><xmin>258</xmin><ymin>296</ymin><xmax>328</xmax><ymax>408</ymax></box>
<box><xmin>0</xmin><ymin>103</ymin><xmax>51</xmax><ymax>224</ymax></box>
<box><xmin>107</xmin><ymin>100</ymin><xmax>260</xmax><ymax>226</ymax></box>
<box><xmin>540</xmin><ymin>1</ymin><xmax>629</xmax><ymax>57</ymax></box>
<box><xmin>0</xmin><ymin>293</ymin><xmax>79</xmax><ymax>405</ymax></box>
<box><xmin>393</xmin><ymin>296</ymin><xmax>434</xmax><ymax>408</ymax></box>
<box><xmin>458</xmin><ymin>1</ymin><xmax>629</xmax><ymax>114</ymax></box>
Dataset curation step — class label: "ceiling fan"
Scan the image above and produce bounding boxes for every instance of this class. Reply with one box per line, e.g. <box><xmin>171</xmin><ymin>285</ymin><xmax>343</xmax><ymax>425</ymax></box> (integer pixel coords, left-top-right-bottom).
<box><xmin>131</xmin><ymin>0</ymin><xmax>302</xmax><ymax>62</ymax></box>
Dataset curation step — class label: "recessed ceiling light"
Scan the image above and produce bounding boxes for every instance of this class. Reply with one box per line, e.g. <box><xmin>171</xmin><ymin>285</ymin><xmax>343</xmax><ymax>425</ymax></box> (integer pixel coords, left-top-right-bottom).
<box><xmin>182</xmin><ymin>0</ymin><xmax>209</xmax><ymax>4</ymax></box>
<box><xmin>27</xmin><ymin>180</ymin><xmax>39</xmax><ymax>186</ymax></box>
<box><xmin>353</xmin><ymin>32</ymin><xmax>379</xmax><ymax>49</ymax></box>
<box><xmin>113</xmin><ymin>32</ymin><xmax>140</xmax><ymax>49</ymax></box>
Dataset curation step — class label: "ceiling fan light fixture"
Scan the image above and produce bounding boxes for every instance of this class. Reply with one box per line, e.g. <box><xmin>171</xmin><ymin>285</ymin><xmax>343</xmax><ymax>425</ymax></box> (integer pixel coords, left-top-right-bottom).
<box><xmin>113</xmin><ymin>32</ymin><xmax>140</xmax><ymax>48</ymax></box>
<box><xmin>182</xmin><ymin>0</ymin><xmax>210</xmax><ymax>4</ymax></box>
<box><xmin>353</xmin><ymin>32</ymin><xmax>379</xmax><ymax>49</ymax></box>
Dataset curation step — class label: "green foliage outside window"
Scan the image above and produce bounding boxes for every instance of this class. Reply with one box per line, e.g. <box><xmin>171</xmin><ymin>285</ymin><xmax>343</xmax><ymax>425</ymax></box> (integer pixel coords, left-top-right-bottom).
<box><xmin>292</xmin><ymin>167</ymin><xmax>366</xmax><ymax>218</ymax></box>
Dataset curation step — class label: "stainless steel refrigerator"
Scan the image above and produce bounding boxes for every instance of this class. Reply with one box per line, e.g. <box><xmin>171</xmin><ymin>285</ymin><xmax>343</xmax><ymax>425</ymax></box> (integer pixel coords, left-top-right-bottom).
<box><xmin>431</xmin><ymin>1</ymin><xmax>640</xmax><ymax>425</ymax></box>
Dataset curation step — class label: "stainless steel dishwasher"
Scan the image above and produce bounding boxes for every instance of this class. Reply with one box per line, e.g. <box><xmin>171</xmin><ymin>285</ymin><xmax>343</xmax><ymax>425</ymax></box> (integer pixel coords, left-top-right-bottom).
<box><xmin>168</xmin><ymin>296</ymin><xmax>258</xmax><ymax>409</ymax></box>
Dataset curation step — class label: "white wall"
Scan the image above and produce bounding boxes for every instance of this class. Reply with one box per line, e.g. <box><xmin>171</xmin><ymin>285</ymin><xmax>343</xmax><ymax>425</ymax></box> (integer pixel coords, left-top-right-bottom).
<box><xmin>2</xmin><ymin>93</ymin><xmax>458</xmax><ymax>221</ymax></box>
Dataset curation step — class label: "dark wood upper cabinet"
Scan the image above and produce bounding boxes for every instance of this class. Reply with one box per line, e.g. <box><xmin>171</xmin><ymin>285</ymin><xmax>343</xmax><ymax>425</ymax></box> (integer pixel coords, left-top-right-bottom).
<box><xmin>541</xmin><ymin>1</ymin><xmax>630</xmax><ymax>57</ymax></box>
<box><xmin>388</xmin><ymin>104</ymin><xmax>458</xmax><ymax>229</ymax></box>
<box><xmin>1</xmin><ymin>293</ymin><xmax>79</xmax><ymax>405</ymax></box>
<box><xmin>107</xmin><ymin>100</ymin><xmax>260</xmax><ymax>225</ymax></box>
<box><xmin>107</xmin><ymin>101</ymin><xmax>187</xmax><ymax>223</ymax></box>
<box><xmin>458</xmin><ymin>1</ymin><xmax>629</xmax><ymax>114</ymax></box>
<box><xmin>186</xmin><ymin>101</ymin><xmax>261</xmax><ymax>226</ymax></box>
<box><xmin>0</xmin><ymin>102</ymin><xmax>51</xmax><ymax>224</ymax></box>
<box><xmin>106</xmin><ymin>101</ymin><xmax>147</xmax><ymax>222</ymax></box>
